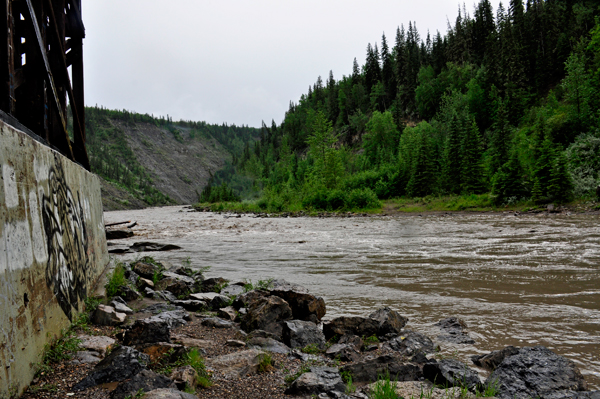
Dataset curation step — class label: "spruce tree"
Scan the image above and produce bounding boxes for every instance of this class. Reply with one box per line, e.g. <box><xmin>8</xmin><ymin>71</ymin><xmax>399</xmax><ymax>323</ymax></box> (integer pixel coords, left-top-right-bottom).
<box><xmin>407</xmin><ymin>132</ymin><xmax>435</xmax><ymax>197</ymax></box>
<box><xmin>461</xmin><ymin>119</ymin><xmax>486</xmax><ymax>194</ymax></box>
<box><xmin>442</xmin><ymin>112</ymin><xmax>463</xmax><ymax>194</ymax></box>
<box><xmin>548</xmin><ymin>151</ymin><xmax>574</xmax><ymax>203</ymax></box>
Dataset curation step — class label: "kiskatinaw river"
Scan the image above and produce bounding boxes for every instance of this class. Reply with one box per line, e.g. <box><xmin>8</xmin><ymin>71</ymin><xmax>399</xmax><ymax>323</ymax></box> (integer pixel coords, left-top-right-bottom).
<box><xmin>105</xmin><ymin>206</ymin><xmax>600</xmax><ymax>388</ymax></box>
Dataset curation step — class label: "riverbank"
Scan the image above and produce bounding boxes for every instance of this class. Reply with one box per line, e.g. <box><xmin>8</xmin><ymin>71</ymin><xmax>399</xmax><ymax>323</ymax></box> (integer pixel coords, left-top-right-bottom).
<box><xmin>192</xmin><ymin>195</ymin><xmax>600</xmax><ymax>217</ymax></box>
<box><xmin>20</xmin><ymin>256</ymin><xmax>599</xmax><ymax>399</ymax></box>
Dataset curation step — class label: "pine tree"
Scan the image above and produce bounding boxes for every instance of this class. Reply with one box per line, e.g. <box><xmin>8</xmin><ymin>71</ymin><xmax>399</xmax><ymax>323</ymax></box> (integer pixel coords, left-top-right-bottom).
<box><xmin>461</xmin><ymin>119</ymin><xmax>486</xmax><ymax>194</ymax></box>
<box><xmin>548</xmin><ymin>151</ymin><xmax>574</xmax><ymax>203</ymax></box>
<box><xmin>492</xmin><ymin>151</ymin><xmax>527</xmax><ymax>204</ymax></box>
<box><xmin>407</xmin><ymin>132</ymin><xmax>435</xmax><ymax>197</ymax></box>
<box><xmin>442</xmin><ymin>112</ymin><xmax>463</xmax><ymax>194</ymax></box>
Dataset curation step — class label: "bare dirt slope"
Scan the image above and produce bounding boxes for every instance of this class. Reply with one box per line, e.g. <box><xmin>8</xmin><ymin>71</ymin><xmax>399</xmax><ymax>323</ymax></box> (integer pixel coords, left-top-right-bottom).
<box><xmin>110</xmin><ymin>120</ymin><xmax>229</xmax><ymax>205</ymax></box>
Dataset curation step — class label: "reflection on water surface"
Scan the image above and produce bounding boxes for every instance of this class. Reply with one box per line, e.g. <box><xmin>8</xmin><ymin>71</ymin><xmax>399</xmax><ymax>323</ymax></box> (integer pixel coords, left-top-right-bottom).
<box><xmin>105</xmin><ymin>206</ymin><xmax>600</xmax><ymax>388</ymax></box>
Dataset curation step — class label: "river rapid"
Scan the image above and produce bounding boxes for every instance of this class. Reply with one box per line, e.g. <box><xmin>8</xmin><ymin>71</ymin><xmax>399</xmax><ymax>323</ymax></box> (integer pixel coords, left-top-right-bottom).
<box><xmin>104</xmin><ymin>206</ymin><xmax>600</xmax><ymax>388</ymax></box>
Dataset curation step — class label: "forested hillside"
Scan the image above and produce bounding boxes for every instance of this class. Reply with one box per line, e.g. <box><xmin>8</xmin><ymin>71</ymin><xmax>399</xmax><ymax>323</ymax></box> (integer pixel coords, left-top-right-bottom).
<box><xmin>214</xmin><ymin>0</ymin><xmax>600</xmax><ymax>212</ymax></box>
<box><xmin>81</xmin><ymin>107</ymin><xmax>259</xmax><ymax>209</ymax></box>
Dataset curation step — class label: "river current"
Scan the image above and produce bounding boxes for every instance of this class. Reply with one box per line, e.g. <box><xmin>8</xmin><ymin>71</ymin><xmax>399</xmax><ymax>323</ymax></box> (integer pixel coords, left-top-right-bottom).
<box><xmin>105</xmin><ymin>206</ymin><xmax>600</xmax><ymax>388</ymax></box>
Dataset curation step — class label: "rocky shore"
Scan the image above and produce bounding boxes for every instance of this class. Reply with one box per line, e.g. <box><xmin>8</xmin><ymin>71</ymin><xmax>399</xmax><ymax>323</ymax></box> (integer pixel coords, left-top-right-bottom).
<box><xmin>23</xmin><ymin>256</ymin><xmax>599</xmax><ymax>399</ymax></box>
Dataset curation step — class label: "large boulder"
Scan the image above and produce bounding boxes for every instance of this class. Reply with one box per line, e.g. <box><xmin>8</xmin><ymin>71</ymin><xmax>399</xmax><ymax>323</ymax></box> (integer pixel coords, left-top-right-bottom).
<box><xmin>471</xmin><ymin>346</ymin><xmax>520</xmax><ymax>370</ymax></box>
<box><xmin>232</xmin><ymin>289</ymin><xmax>269</xmax><ymax>309</ymax></box>
<box><xmin>435</xmin><ymin>317</ymin><xmax>475</xmax><ymax>344</ymax></box>
<box><xmin>488</xmin><ymin>346</ymin><xmax>587</xmax><ymax>399</ymax></box>
<box><xmin>369</xmin><ymin>307</ymin><xmax>408</xmax><ymax>335</ymax></box>
<box><xmin>323</xmin><ymin>316</ymin><xmax>379</xmax><ymax>341</ymax></box>
<box><xmin>73</xmin><ymin>346</ymin><xmax>150</xmax><ymax>391</ymax></box>
<box><xmin>201</xmin><ymin>277</ymin><xmax>229</xmax><ymax>293</ymax></box>
<box><xmin>383</xmin><ymin>330</ymin><xmax>435</xmax><ymax>356</ymax></box>
<box><xmin>240</xmin><ymin>295</ymin><xmax>293</xmax><ymax>339</ymax></box>
<box><xmin>270</xmin><ymin>280</ymin><xmax>326</xmax><ymax>322</ymax></box>
<box><xmin>423</xmin><ymin>359</ymin><xmax>481</xmax><ymax>391</ymax></box>
<box><xmin>155</xmin><ymin>278</ymin><xmax>190</xmax><ymax>298</ymax></box>
<box><xmin>78</xmin><ymin>335</ymin><xmax>116</xmax><ymax>357</ymax></box>
<box><xmin>282</xmin><ymin>320</ymin><xmax>326</xmax><ymax>350</ymax></box>
<box><xmin>110</xmin><ymin>369</ymin><xmax>174</xmax><ymax>399</ymax></box>
<box><xmin>340</xmin><ymin>355</ymin><xmax>422</xmax><ymax>383</ymax></box>
<box><xmin>285</xmin><ymin>367</ymin><xmax>345</xmax><ymax>395</ymax></box>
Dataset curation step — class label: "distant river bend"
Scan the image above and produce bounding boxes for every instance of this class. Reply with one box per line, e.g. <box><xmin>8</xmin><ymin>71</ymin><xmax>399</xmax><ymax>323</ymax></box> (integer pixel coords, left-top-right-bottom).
<box><xmin>105</xmin><ymin>206</ymin><xmax>600</xmax><ymax>388</ymax></box>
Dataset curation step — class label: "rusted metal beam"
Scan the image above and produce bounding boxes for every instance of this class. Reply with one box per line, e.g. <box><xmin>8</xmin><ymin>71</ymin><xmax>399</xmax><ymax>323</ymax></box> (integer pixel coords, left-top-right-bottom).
<box><xmin>44</xmin><ymin>0</ymin><xmax>89</xmax><ymax>169</ymax></box>
<box><xmin>24</xmin><ymin>0</ymin><xmax>75</xmax><ymax>162</ymax></box>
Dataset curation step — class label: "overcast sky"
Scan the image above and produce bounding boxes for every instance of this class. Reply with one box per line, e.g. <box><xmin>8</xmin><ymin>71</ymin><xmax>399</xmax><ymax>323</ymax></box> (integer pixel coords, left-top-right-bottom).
<box><xmin>84</xmin><ymin>0</ymin><xmax>501</xmax><ymax>128</ymax></box>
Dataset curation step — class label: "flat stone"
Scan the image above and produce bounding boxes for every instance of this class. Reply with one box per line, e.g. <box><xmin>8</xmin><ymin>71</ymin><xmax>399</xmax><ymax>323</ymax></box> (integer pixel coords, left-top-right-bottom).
<box><xmin>246</xmin><ymin>337</ymin><xmax>291</xmax><ymax>354</ymax></box>
<box><xmin>325</xmin><ymin>343</ymin><xmax>360</xmax><ymax>362</ymax></box>
<box><xmin>206</xmin><ymin>349</ymin><xmax>266</xmax><ymax>378</ymax></box>
<box><xmin>172</xmin><ymin>299</ymin><xmax>207</xmax><ymax>311</ymax></box>
<box><xmin>190</xmin><ymin>292</ymin><xmax>225</xmax><ymax>302</ymax></box>
<box><xmin>78</xmin><ymin>335</ymin><xmax>116</xmax><ymax>356</ymax></box>
<box><xmin>221</xmin><ymin>284</ymin><xmax>245</xmax><ymax>297</ymax></box>
<box><xmin>171</xmin><ymin>334</ymin><xmax>214</xmax><ymax>350</ymax></box>
<box><xmin>71</xmin><ymin>351</ymin><xmax>102</xmax><ymax>364</ymax></box>
<box><xmin>143</xmin><ymin>388</ymin><xmax>197</xmax><ymax>399</ymax></box>
<box><xmin>137</xmin><ymin>277</ymin><xmax>155</xmax><ymax>290</ymax></box>
<box><xmin>323</xmin><ymin>316</ymin><xmax>379</xmax><ymax>340</ymax></box>
<box><xmin>201</xmin><ymin>317</ymin><xmax>235</xmax><ymax>328</ymax></box>
<box><xmin>226</xmin><ymin>340</ymin><xmax>246</xmax><ymax>348</ymax></box>
<box><xmin>285</xmin><ymin>366</ymin><xmax>345</xmax><ymax>395</ymax></box>
<box><xmin>383</xmin><ymin>330</ymin><xmax>435</xmax><ymax>356</ymax></box>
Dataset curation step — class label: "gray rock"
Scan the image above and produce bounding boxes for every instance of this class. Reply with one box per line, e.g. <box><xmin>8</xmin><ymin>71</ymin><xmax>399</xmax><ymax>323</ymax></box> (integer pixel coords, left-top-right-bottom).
<box><xmin>143</xmin><ymin>388</ymin><xmax>198</xmax><ymax>399</ymax></box>
<box><xmin>110</xmin><ymin>300</ymin><xmax>134</xmax><ymax>315</ymax></box>
<box><xmin>170</xmin><ymin>365</ymin><xmax>197</xmax><ymax>391</ymax></box>
<box><xmin>544</xmin><ymin>391</ymin><xmax>600</xmax><ymax>399</ymax></box>
<box><xmin>246</xmin><ymin>337</ymin><xmax>291</xmax><ymax>354</ymax></box>
<box><xmin>117</xmin><ymin>285</ymin><xmax>142</xmax><ymax>302</ymax></box>
<box><xmin>78</xmin><ymin>335</ymin><xmax>116</xmax><ymax>356</ymax></box>
<box><xmin>383</xmin><ymin>330</ymin><xmax>435</xmax><ymax>356</ymax></box>
<box><xmin>369</xmin><ymin>307</ymin><xmax>408</xmax><ymax>336</ymax></box>
<box><xmin>288</xmin><ymin>349</ymin><xmax>324</xmax><ymax>363</ymax></box>
<box><xmin>340</xmin><ymin>355</ymin><xmax>422</xmax><ymax>383</ymax></box>
<box><xmin>157</xmin><ymin>291</ymin><xmax>179</xmax><ymax>303</ymax></box>
<box><xmin>201</xmin><ymin>317</ymin><xmax>235</xmax><ymax>328</ymax></box>
<box><xmin>145</xmin><ymin>287</ymin><xmax>156</xmax><ymax>297</ymax></box>
<box><xmin>137</xmin><ymin>277</ymin><xmax>155</xmax><ymax>290</ymax></box>
<box><xmin>471</xmin><ymin>346</ymin><xmax>520</xmax><ymax>370</ymax></box>
<box><xmin>270</xmin><ymin>280</ymin><xmax>326</xmax><ymax>323</ymax></box>
<box><xmin>92</xmin><ymin>305</ymin><xmax>127</xmax><ymax>326</ymax></box>
<box><xmin>110</xmin><ymin>369</ymin><xmax>174</xmax><ymax>399</ymax></box>
<box><xmin>323</xmin><ymin>316</ymin><xmax>379</xmax><ymax>341</ymax></box>
<box><xmin>217</xmin><ymin>306</ymin><xmax>237</xmax><ymax>321</ymax></box>
<box><xmin>206</xmin><ymin>349</ymin><xmax>267</xmax><ymax>378</ymax></box>
<box><xmin>241</xmin><ymin>295</ymin><xmax>293</xmax><ymax>339</ymax></box>
<box><xmin>423</xmin><ymin>359</ymin><xmax>481</xmax><ymax>391</ymax></box>
<box><xmin>123</xmin><ymin>311</ymin><xmax>189</xmax><ymax>346</ymax></box>
<box><xmin>71</xmin><ymin>351</ymin><xmax>102</xmax><ymax>364</ymax></box>
<box><xmin>325</xmin><ymin>343</ymin><xmax>360</xmax><ymax>362</ymax></box>
<box><xmin>73</xmin><ymin>346</ymin><xmax>150</xmax><ymax>391</ymax></box>
<box><xmin>226</xmin><ymin>340</ymin><xmax>246</xmax><ymax>348</ymax></box>
<box><xmin>132</xmin><ymin>261</ymin><xmax>161</xmax><ymax>279</ymax></box>
<box><xmin>201</xmin><ymin>277</ymin><xmax>229</xmax><ymax>293</ymax></box>
<box><xmin>488</xmin><ymin>346</ymin><xmax>587</xmax><ymax>399</ymax></box>
<box><xmin>106</xmin><ymin>228</ymin><xmax>134</xmax><ymax>240</ymax></box>
<box><xmin>285</xmin><ymin>366</ymin><xmax>345</xmax><ymax>395</ymax></box>
<box><xmin>210</xmin><ymin>294</ymin><xmax>231</xmax><ymax>310</ymax></box>
<box><xmin>142</xmin><ymin>303</ymin><xmax>184</xmax><ymax>314</ymax></box>
<box><xmin>172</xmin><ymin>299</ymin><xmax>207</xmax><ymax>311</ymax></box>
<box><xmin>435</xmin><ymin>317</ymin><xmax>475</xmax><ymax>344</ymax></box>
<box><xmin>232</xmin><ymin>289</ymin><xmax>269</xmax><ymax>310</ymax></box>
<box><xmin>282</xmin><ymin>320</ymin><xmax>326</xmax><ymax>349</ymax></box>
<box><xmin>161</xmin><ymin>271</ymin><xmax>195</xmax><ymax>285</ymax></box>
<box><xmin>221</xmin><ymin>284</ymin><xmax>245</xmax><ymax>297</ymax></box>
<box><xmin>338</xmin><ymin>334</ymin><xmax>363</xmax><ymax>349</ymax></box>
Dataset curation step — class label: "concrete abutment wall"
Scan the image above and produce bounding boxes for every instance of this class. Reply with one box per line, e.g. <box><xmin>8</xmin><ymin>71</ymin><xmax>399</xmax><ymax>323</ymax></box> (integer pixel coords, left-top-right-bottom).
<box><xmin>0</xmin><ymin>120</ymin><xmax>108</xmax><ymax>397</ymax></box>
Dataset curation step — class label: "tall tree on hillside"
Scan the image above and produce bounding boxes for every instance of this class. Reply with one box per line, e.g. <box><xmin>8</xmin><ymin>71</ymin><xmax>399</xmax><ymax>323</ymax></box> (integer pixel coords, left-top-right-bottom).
<box><xmin>381</xmin><ymin>33</ymin><xmax>396</xmax><ymax>108</ymax></box>
<box><xmin>306</xmin><ymin>110</ymin><xmax>344</xmax><ymax>189</ymax></box>
<box><xmin>461</xmin><ymin>119</ymin><xmax>486</xmax><ymax>193</ymax></box>
<box><xmin>365</xmin><ymin>43</ymin><xmax>382</xmax><ymax>95</ymax></box>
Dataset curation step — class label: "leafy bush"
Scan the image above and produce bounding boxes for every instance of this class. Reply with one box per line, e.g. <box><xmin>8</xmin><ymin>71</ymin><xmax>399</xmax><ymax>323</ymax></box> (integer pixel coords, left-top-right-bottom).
<box><xmin>347</xmin><ymin>188</ymin><xmax>381</xmax><ymax>209</ymax></box>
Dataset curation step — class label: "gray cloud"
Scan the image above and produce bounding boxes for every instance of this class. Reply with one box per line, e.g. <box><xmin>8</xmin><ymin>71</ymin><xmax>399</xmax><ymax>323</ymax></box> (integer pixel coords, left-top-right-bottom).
<box><xmin>84</xmin><ymin>0</ymin><xmax>501</xmax><ymax>127</ymax></box>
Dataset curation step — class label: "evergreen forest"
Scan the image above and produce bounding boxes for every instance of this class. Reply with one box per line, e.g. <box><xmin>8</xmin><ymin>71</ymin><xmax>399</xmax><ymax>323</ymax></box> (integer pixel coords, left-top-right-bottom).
<box><xmin>207</xmin><ymin>0</ymin><xmax>600</xmax><ymax>212</ymax></box>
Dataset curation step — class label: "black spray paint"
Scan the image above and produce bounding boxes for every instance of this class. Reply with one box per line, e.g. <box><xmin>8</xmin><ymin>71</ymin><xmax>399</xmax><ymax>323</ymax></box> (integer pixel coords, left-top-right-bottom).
<box><xmin>41</xmin><ymin>155</ymin><xmax>88</xmax><ymax>320</ymax></box>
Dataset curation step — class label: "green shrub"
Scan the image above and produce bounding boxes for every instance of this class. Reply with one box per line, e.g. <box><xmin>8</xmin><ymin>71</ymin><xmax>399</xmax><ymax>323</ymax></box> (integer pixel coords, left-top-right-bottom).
<box><xmin>257</xmin><ymin>352</ymin><xmax>274</xmax><ymax>373</ymax></box>
<box><xmin>347</xmin><ymin>188</ymin><xmax>381</xmax><ymax>209</ymax></box>
<box><xmin>326</xmin><ymin>189</ymin><xmax>348</xmax><ymax>210</ymax></box>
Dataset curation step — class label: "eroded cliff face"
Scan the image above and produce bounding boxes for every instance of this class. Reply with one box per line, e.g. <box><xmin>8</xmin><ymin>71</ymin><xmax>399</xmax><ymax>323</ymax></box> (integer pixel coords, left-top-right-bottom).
<box><xmin>112</xmin><ymin>120</ymin><xmax>228</xmax><ymax>204</ymax></box>
<box><xmin>92</xmin><ymin>118</ymin><xmax>230</xmax><ymax>210</ymax></box>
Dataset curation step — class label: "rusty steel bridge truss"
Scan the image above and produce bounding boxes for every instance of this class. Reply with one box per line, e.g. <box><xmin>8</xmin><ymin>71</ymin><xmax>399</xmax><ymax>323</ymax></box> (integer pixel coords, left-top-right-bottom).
<box><xmin>1</xmin><ymin>0</ymin><xmax>89</xmax><ymax>169</ymax></box>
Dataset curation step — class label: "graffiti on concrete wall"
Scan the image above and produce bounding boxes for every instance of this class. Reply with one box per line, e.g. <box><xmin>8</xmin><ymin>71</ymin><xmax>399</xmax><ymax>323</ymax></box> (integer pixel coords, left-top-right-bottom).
<box><xmin>41</xmin><ymin>155</ymin><xmax>88</xmax><ymax>320</ymax></box>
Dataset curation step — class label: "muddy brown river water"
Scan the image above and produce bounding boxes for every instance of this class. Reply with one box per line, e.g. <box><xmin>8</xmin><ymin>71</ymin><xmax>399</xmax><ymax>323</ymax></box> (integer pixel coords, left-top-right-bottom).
<box><xmin>104</xmin><ymin>206</ymin><xmax>600</xmax><ymax>388</ymax></box>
